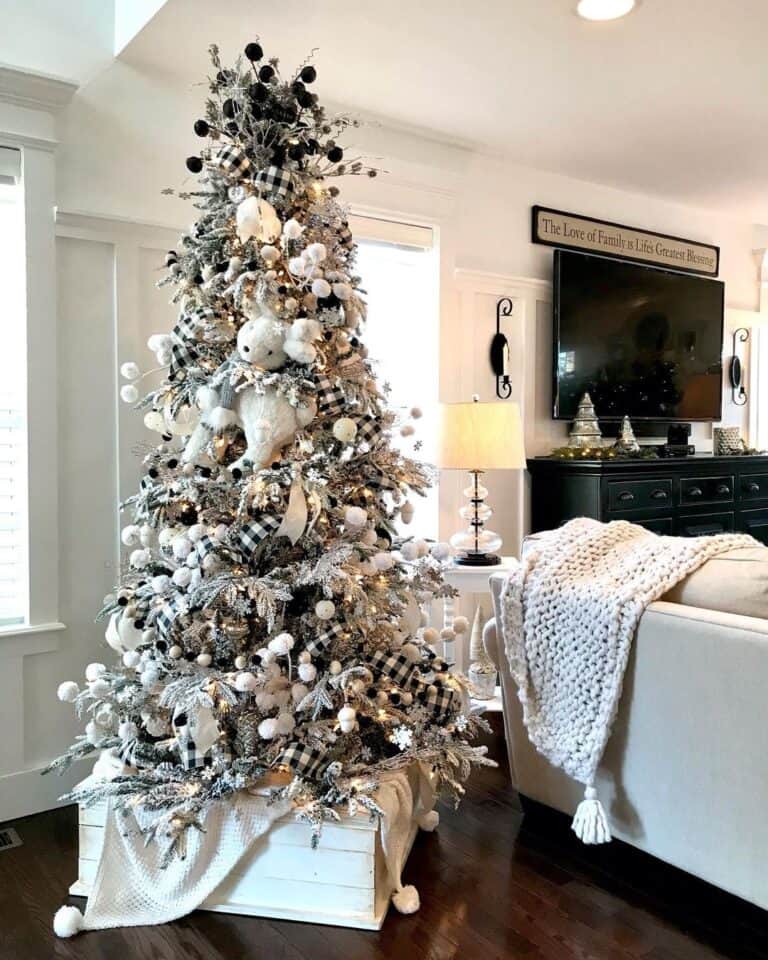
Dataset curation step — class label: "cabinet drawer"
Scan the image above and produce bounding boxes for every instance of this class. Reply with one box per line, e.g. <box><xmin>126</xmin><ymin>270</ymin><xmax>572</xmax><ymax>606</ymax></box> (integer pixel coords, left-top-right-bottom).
<box><xmin>678</xmin><ymin>511</ymin><xmax>734</xmax><ymax>537</ymax></box>
<box><xmin>680</xmin><ymin>475</ymin><xmax>734</xmax><ymax>505</ymax></box>
<box><xmin>607</xmin><ymin>478</ymin><xmax>672</xmax><ymax>512</ymax></box>
<box><xmin>740</xmin><ymin>508</ymin><xmax>768</xmax><ymax>545</ymax></box>
<box><xmin>633</xmin><ymin>516</ymin><xmax>673</xmax><ymax>535</ymax></box>
<box><xmin>739</xmin><ymin>474</ymin><xmax>768</xmax><ymax>501</ymax></box>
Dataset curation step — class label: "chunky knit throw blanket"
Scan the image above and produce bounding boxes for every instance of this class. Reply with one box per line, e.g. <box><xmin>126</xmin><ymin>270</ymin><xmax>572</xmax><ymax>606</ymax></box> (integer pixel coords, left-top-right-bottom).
<box><xmin>500</xmin><ymin>518</ymin><xmax>756</xmax><ymax>844</ymax></box>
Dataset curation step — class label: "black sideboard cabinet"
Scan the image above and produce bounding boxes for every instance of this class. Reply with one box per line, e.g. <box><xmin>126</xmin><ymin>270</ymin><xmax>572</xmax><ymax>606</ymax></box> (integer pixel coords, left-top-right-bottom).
<box><xmin>528</xmin><ymin>454</ymin><xmax>768</xmax><ymax>544</ymax></box>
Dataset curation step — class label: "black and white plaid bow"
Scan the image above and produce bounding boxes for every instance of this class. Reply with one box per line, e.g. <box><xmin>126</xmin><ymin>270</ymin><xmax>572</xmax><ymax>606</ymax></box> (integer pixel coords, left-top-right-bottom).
<box><xmin>211</xmin><ymin>145</ymin><xmax>251</xmax><ymax>179</ymax></box>
<box><xmin>239</xmin><ymin>513</ymin><xmax>280</xmax><ymax>556</ymax></box>
<box><xmin>155</xmin><ymin>596</ymin><xmax>185</xmax><ymax>640</ymax></box>
<box><xmin>368</xmin><ymin>649</ymin><xmax>417</xmax><ymax>689</ymax></box>
<box><xmin>315</xmin><ymin>377</ymin><xmax>346</xmax><ymax>417</ymax></box>
<box><xmin>304</xmin><ymin>622</ymin><xmax>345</xmax><ymax>657</ymax></box>
<box><xmin>254</xmin><ymin>165</ymin><xmax>294</xmax><ymax>201</ymax></box>
<box><xmin>173</xmin><ymin>712</ymin><xmax>233</xmax><ymax>771</ymax></box>
<box><xmin>279</xmin><ymin>741</ymin><xmax>329</xmax><ymax>780</ymax></box>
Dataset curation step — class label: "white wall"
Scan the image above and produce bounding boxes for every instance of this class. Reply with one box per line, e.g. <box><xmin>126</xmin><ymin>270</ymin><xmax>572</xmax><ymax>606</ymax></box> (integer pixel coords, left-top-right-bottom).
<box><xmin>2</xmin><ymin>53</ymin><xmax>765</xmax><ymax>819</ymax></box>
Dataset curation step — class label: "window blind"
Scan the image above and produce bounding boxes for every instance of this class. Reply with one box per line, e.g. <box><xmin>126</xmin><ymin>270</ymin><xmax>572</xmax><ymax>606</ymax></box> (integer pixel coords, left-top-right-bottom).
<box><xmin>349</xmin><ymin>214</ymin><xmax>434</xmax><ymax>250</ymax></box>
<box><xmin>0</xmin><ymin>177</ymin><xmax>27</xmax><ymax>626</ymax></box>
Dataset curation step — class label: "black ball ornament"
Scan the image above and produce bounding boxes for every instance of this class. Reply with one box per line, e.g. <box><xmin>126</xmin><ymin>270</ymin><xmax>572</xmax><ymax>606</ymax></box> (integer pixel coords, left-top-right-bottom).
<box><xmin>327</xmin><ymin>146</ymin><xmax>344</xmax><ymax>163</ymax></box>
<box><xmin>193</xmin><ymin>119</ymin><xmax>210</xmax><ymax>137</ymax></box>
<box><xmin>148</xmin><ymin>468</ymin><xmax>159</xmax><ymax>479</ymax></box>
<box><xmin>167</xmin><ymin>458</ymin><xmax>178</xmax><ymax>469</ymax></box>
<box><xmin>222</xmin><ymin>98</ymin><xmax>238</xmax><ymax>119</ymax></box>
<box><xmin>225</xmin><ymin>121</ymin><xmax>239</xmax><ymax>136</ymax></box>
<box><xmin>297</xmin><ymin>90</ymin><xmax>314</xmax><ymax>109</ymax></box>
<box><xmin>250</xmin><ymin>82</ymin><xmax>268</xmax><ymax>103</ymax></box>
<box><xmin>300</xmin><ymin>65</ymin><xmax>317</xmax><ymax>84</ymax></box>
<box><xmin>155</xmin><ymin>639</ymin><xmax>167</xmax><ymax>653</ymax></box>
<box><xmin>258</xmin><ymin>64</ymin><xmax>275</xmax><ymax>82</ymax></box>
<box><xmin>231</xmin><ymin>468</ymin><xmax>242</xmax><ymax>481</ymax></box>
<box><xmin>185</xmin><ymin>156</ymin><xmax>203</xmax><ymax>173</ymax></box>
<box><xmin>270</xmin><ymin>461</ymin><xmax>280</xmax><ymax>470</ymax></box>
<box><xmin>117</xmin><ymin>596</ymin><xmax>128</xmax><ymax>607</ymax></box>
<box><xmin>244</xmin><ymin>41</ymin><xmax>263</xmax><ymax>61</ymax></box>
<box><xmin>305</xmin><ymin>138</ymin><xmax>319</xmax><ymax>155</ymax></box>
<box><xmin>288</xmin><ymin>143</ymin><xmax>305</xmax><ymax>162</ymax></box>
<box><xmin>199</xmin><ymin>466</ymin><xmax>212</xmax><ymax>479</ymax></box>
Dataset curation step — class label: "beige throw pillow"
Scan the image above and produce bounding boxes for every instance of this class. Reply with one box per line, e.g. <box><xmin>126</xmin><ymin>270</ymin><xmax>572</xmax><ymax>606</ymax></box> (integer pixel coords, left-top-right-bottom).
<box><xmin>661</xmin><ymin>546</ymin><xmax>768</xmax><ymax>620</ymax></box>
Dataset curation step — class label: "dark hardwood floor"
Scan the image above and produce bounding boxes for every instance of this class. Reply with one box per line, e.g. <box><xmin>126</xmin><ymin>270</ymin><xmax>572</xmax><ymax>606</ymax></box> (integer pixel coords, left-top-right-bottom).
<box><xmin>2</xmin><ymin>715</ymin><xmax>767</xmax><ymax>959</ymax></box>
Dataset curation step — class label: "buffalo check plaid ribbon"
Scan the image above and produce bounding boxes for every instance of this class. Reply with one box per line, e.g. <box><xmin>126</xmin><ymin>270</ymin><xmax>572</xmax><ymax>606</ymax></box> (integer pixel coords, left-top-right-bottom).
<box><xmin>305</xmin><ymin>622</ymin><xmax>345</xmax><ymax>657</ymax></box>
<box><xmin>211</xmin><ymin>145</ymin><xmax>251</xmax><ymax>178</ymax></box>
<box><xmin>355</xmin><ymin>414</ymin><xmax>384</xmax><ymax>449</ymax></box>
<box><xmin>155</xmin><ymin>596</ymin><xmax>185</xmax><ymax>640</ymax></box>
<box><xmin>195</xmin><ymin>535</ymin><xmax>218</xmax><ymax>562</ymax></box>
<box><xmin>254</xmin><ymin>165</ymin><xmax>294</xmax><ymax>201</ymax></box>
<box><xmin>169</xmin><ymin>337</ymin><xmax>198</xmax><ymax>377</ymax></box>
<box><xmin>418</xmin><ymin>682</ymin><xmax>458</xmax><ymax>720</ymax></box>
<box><xmin>279</xmin><ymin>742</ymin><xmax>329</xmax><ymax>780</ymax></box>
<box><xmin>368</xmin><ymin>649</ymin><xmax>417</xmax><ymax>688</ymax></box>
<box><xmin>173</xmin><ymin>713</ymin><xmax>233</xmax><ymax>771</ymax></box>
<box><xmin>175</xmin><ymin>306</ymin><xmax>215</xmax><ymax>339</ymax></box>
<box><xmin>337</xmin><ymin>221</ymin><xmax>353</xmax><ymax>248</ymax></box>
<box><xmin>315</xmin><ymin>376</ymin><xmax>346</xmax><ymax>416</ymax></box>
<box><xmin>239</xmin><ymin>513</ymin><xmax>280</xmax><ymax>556</ymax></box>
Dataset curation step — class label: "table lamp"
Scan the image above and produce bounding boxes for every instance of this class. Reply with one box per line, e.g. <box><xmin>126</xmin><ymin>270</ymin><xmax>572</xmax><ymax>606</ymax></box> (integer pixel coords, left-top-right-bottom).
<box><xmin>437</xmin><ymin>397</ymin><xmax>526</xmax><ymax>566</ymax></box>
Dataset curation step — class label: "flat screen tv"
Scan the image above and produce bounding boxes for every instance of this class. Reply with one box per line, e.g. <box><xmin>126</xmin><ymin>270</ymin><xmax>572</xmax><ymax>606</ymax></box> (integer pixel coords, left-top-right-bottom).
<box><xmin>553</xmin><ymin>250</ymin><xmax>725</xmax><ymax>422</ymax></box>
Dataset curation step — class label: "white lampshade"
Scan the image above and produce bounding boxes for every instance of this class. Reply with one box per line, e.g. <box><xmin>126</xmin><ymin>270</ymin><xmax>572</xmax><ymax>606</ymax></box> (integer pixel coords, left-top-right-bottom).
<box><xmin>437</xmin><ymin>400</ymin><xmax>526</xmax><ymax>470</ymax></box>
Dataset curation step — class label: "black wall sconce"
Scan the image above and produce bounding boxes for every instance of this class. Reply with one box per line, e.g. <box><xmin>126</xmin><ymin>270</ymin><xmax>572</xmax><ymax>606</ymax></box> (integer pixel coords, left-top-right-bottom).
<box><xmin>490</xmin><ymin>297</ymin><xmax>513</xmax><ymax>399</ymax></box>
<box><xmin>730</xmin><ymin>327</ymin><xmax>749</xmax><ymax>406</ymax></box>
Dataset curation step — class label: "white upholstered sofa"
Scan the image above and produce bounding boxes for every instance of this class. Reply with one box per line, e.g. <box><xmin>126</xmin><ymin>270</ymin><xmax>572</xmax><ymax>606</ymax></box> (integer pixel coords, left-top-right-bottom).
<box><xmin>483</xmin><ymin>546</ymin><xmax>768</xmax><ymax>910</ymax></box>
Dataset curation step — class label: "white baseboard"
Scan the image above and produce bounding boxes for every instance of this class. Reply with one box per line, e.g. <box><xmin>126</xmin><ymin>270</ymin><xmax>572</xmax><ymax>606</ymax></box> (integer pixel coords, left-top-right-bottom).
<box><xmin>0</xmin><ymin>758</ymin><xmax>87</xmax><ymax>824</ymax></box>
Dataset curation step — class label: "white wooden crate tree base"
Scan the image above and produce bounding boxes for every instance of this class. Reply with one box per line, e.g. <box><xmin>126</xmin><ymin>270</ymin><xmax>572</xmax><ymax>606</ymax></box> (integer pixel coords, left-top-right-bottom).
<box><xmin>71</xmin><ymin>781</ymin><xmax>425</xmax><ymax>930</ymax></box>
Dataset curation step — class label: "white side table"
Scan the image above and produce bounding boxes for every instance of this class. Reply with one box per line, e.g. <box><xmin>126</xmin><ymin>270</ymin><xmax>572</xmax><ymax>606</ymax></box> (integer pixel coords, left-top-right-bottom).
<box><xmin>441</xmin><ymin>557</ymin><xmax>516</xmax><ymax>675</ymax></box>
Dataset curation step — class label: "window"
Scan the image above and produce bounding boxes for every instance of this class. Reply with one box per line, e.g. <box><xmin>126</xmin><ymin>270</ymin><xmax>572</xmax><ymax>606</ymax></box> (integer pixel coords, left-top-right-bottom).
<box><xmin>355</xmin><ymin>218</ymin><xmax>439</xmax><ymax>539</ymax></box>
<box><xmin>0</xmin><ymin>148</ymin><xmax>28</xmax><ymax>627</ymax></box>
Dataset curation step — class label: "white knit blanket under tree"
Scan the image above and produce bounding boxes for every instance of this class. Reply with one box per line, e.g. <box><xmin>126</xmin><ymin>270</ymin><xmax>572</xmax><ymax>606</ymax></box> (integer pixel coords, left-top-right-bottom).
<box><xmin>500</xmin><ymin>518</ymin><xmax>756</xmax><ymax>845</ymax></box>
<box><xmin>54</xmin><ymin>764</ymin><xmax>437</xmax><ymax>936</ymax></box>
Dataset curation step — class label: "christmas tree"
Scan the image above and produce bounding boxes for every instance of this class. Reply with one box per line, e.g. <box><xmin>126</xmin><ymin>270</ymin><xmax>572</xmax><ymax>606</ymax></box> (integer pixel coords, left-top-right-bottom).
<box><xmin>48</xmin><ymin>41</ymin><xmax>491</xmax><ymax>847</ymax></box>
<box><xmin>568</xmin><ymin>392</ymin><xmax>602</xmax><ymax>448</ymax></box>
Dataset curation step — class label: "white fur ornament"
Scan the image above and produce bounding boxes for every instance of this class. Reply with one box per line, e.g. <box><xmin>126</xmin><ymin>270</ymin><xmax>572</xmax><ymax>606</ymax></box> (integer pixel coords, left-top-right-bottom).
<box><xmin>400</xmin><ymin>541</ymin><xmax>419</xmax><ymax>562</ymax></box>
<box><xmin>298</xmin><ymin>662</ymin><xmax>317</xmax><ymax>683</ymax></box>
<box><xmin>305</xmin><ymin>242</ymin><xmax>327</xmax><ymax>263</ymax></box>
<box><xmin>143</xmin><ymin>410</ymin><xmax>166</xmax><ymax>433</ymax></box>
<box><xmin>344</xmin><ymin>505</ymin><xmax>368</xmax><ymax>528</ymax></box>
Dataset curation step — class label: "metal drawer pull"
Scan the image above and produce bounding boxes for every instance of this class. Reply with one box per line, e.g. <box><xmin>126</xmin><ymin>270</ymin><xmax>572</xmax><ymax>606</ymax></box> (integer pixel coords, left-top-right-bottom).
<box><xmin>650</xmin><ymin>489</ymin><xmax>668</xmax><ymax>500</ymax></box>
<box><xmin>686</xmin><ymin>486</ymin><xmax>703</xmax><ymax>498</ymax></box>
<box><xmin>716</xmin><ymin>484</ymin><xmax>731</xmax><ymax>496</ymax></box>
<box><xmin>617</xmin><ymin>491</ymin><xmax>635</xmax><ymax>502</ymax></box>
<box><xmin>745</xmin><ymin>482</ymin><xmax>761</xmax><ymax>494</ymax></box>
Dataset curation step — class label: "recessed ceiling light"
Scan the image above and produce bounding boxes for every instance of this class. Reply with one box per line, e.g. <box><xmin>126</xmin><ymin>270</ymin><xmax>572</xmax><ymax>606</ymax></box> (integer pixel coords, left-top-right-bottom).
<box><xmin>576</xmin><ymin>0</ymin><xmax>636</xmax><ymax>21</ymax></box>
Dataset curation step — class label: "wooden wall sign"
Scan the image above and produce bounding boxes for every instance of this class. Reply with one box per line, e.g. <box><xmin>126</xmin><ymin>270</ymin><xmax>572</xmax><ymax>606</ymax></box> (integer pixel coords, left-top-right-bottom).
<box><xmin>532</xmin><ymin>206</ymin><xmax>720</xmax><ymax>277</ymax></box>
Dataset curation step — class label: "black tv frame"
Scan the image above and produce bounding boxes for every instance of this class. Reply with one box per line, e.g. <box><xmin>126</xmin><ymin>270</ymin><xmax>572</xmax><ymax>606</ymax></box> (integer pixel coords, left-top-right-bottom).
<box><xmin>552</xmin><ymin>249</ymin><xmax>725</xmax><ymax>423</ymax></box>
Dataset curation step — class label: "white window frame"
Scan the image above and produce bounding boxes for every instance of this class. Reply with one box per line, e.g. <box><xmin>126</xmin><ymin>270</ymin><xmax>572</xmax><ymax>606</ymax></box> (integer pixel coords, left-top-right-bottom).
<box><xmin>0</xmin><ymin>66</ymin><xmax>77</xmax><ymax>639</ymax></box>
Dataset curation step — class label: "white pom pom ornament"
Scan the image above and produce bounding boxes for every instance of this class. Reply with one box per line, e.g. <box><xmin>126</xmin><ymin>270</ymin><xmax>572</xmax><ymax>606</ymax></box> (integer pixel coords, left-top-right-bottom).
<box><xmin>120</xmin><ymin>384</ymin><xmax>139</xmax><ymax>404</ymax></box>
<box><xmin>311</xmin><ymin>278</ymin><xmax>331</xmax><ymax>299</ymax></box>
<box><xmin>235</xmin><ymin>671</ymin><xmax>258</xmax><ymax>692</ymax></box>
<box><xmin>283</xmin><ymin>218</ymin><xmax>304</xmax><ymax>240</ymax></box>
<box><xmin>298</xmin><ymin>662</ymin><xmax>317</xmax><ymax>683</ymax></box>
<box><xmin>120</xmin><ymin>361</ymin><xmax>140</xmax><ymax>381</ymax></box>
<box><xmin>332</xmin><ymin>417</ymin><xmax>357</xmax><ymax>442</ymax></box>
<box><xmin>344</xmin><ymin>505</ymin><xmax>367</xmax><ymax>528</ymax></box>
<box><xmin>53</xmin><ymin>905</ymin><xmax>84</xmax><ymax>938</ymax></box>
<box><xmin>85</xmin><ymin>662</ymin><xmax>106</xmax><ymax>682</ymax></box>
<box><xmin>57</xmin><ymin>681</ymin><xmax>79</xmax><ymax>703</ymax></box>
<box><xmin>268</xmin><ymin>632</ymin><xmax>294</xmax><ymax>655</ymax></box>
<box><xmin>315</xmin><ymin>600</ymin><xmax>335</xmax><ymax>620</ymax></box>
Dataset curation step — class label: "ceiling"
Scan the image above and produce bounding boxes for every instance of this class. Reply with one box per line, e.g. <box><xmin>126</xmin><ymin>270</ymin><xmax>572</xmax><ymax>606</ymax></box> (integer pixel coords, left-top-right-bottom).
<box><xmin>120</xmin><ymin>0</ymin><xmax>768</xmax><ymax>222</ymax></box>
